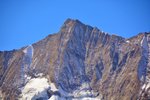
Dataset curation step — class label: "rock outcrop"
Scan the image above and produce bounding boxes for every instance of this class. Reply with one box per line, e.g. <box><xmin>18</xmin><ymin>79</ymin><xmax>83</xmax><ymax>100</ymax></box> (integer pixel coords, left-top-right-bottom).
<box><xmin>0</xmin><ymin>19</ymin><xmax>150</xmax><ymax>100</ymax></box>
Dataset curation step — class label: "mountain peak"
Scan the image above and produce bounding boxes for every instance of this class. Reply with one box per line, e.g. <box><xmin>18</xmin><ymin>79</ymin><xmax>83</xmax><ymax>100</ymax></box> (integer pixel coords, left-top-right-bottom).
<box><xmin>63</xmin><ymin>18</ymin><xmax>85</xmax><ymax>27</ymax></box>
<box><xmin>1</xmin><ymin>19</ymin><xmax>150</xmax><ymax>100</ymax></box>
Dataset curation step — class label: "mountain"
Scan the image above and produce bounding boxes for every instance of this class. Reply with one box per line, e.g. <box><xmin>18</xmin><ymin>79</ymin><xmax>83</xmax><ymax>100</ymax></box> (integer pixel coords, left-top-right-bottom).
<box><xmin>0</xmin><ymin>18</ymin><xmax>150</xmax><ymax>100</ymax></box>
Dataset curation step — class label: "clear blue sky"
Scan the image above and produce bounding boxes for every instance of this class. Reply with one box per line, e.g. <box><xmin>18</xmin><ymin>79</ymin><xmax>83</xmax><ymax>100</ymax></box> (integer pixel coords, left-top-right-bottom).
<box><xmin>0</xmin><ymin>0</ymin><xmax>150</xmax><ymax>50</ymax></box>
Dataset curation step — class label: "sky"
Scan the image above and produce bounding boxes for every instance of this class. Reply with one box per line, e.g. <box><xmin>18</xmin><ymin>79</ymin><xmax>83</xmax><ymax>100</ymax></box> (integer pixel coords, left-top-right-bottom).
<box><xmin>0</xmin><ymin>0</ymin><xmax>150</xmax><ymax>51</ymax></box>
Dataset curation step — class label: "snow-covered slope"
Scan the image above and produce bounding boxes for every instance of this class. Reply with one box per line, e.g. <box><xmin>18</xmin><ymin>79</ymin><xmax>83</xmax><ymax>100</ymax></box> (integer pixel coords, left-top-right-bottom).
<box><xmin>19</xmin><ymin>74</ymin><xmax>101</xmax><ymax>100</ymax></box>
<box><xmin>19</xmin><ymin>77</ymin><xmax>49</xmax><ymax>100</ymax></box>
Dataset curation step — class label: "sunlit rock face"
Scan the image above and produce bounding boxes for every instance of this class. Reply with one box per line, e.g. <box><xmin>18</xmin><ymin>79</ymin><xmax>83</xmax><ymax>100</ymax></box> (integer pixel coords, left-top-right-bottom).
<box><xmin>0</xmin><ymin>19</ymin><xmax>150</xmax><ymax>100</ymax></box>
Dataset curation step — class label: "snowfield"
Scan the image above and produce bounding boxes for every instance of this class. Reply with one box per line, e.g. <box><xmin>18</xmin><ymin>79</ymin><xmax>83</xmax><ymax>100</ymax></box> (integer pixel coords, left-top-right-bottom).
<box><xmin>19</xmin><ymin>75</ymin><xmax>101</xmax><ymax>100</ymax></box>
<box><xmin>19</xmin><ymin>77</ymin><xmax>50</xmax><ymax>100</ymax></box>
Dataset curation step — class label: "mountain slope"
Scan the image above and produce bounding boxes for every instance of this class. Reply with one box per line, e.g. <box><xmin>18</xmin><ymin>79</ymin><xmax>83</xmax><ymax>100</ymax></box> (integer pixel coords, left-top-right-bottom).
<box><xmin>0</xmin><ymin>19</ymin><xmax>150</xmax><ymax>100</ymax></box>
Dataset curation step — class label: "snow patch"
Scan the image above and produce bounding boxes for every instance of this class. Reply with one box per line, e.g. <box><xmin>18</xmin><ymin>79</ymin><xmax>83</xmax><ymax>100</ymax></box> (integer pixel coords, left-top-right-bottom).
<box><xmin>19</xmin><ymin>77</ymin><xmax>50</xmax><ymax>100</ymax></box>
<box><xmin>48</xmin><ymin>95</ymin><xmax>66</xmax><ymax>100</ymax></box>
<box><xmin>140</xmin><ymin>82</ymin><xmax>150</xmax><ymax>95</ymax></box>
<box><xmin>19</xmin><ymin>77</ymin><xmax>101</xmax><ymax>100</ymax></box>
<box><xmin>142</xmin><ymin>83</ymin><xmax>150</xmax><ymax>90</ymax></box>
<box><xmin>68</xmin><ymin>27</ymin><xmax>72</xmax><ymax>33</ymax></box>
<box><xmin>24</xmin><ymin>74</ymin><xmax>31</xmax><ymax>80</ymax></box>
<box><xmin>50</xmin><ymin>82</ymin><xmax>58</xmax><ymax>92</ymax></box>
<box><xmin>126</xmin><ymin>40</ymin><xmax>130</xmax><ymax>43</ymax></box>
<box><xmin>141</xmin><ymin>36</ymin><xmax>148</xmax><ymax>51</ymax></box>
<box><xmin>23</xmin><ymin>45</ymin><xmax>34</xmax><ymax>57</ymax></box>
<box><xmin>72</xmin><ymin>97</ymin><xmax>100</xmax><ymax>100</ymax></box>
<box><xmin>72</xmin><ymin>82</ymin><xmax>99</xmax><ymax>99</ymax></box>
<box><xmin>35</xmin><ymin>73</ymin><xmax>44</xmax><ymax>77</ymax></box>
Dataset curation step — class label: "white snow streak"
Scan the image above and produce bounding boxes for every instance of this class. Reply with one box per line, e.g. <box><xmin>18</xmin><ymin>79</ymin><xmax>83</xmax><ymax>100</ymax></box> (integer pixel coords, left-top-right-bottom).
<box><xmin>21</xmin><ymin>45</ymin><xmax>34</xmax><ymax>85</ymax></box>
<box><xmin>23</xmin><ymin>45</ymin><xmax>34</xmax><ymax>58</ymax></box>
<box><xmin>126</xmin><ymin>40</ymin><xmax>130</xmax><ymax>43</ymax></box>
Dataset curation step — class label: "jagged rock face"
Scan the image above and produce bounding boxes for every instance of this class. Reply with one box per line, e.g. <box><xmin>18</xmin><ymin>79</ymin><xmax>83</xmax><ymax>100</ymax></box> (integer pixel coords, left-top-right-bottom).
<box><xmin>0</xmin><ymin>19</ymin><xmax>150</xmax><ymax>100</ymax></box>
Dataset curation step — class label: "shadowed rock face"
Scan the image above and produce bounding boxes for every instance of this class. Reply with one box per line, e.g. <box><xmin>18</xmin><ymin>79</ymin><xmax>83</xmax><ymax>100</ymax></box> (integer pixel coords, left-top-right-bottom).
<box><xmin>0</xmin><ymin>19</ymin><xmax>150</xmax><ymax>100</ymax></box>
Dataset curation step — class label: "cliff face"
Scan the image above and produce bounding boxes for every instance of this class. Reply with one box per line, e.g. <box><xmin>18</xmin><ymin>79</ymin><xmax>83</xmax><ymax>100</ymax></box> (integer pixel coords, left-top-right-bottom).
<box><xmin>0</xmin><ymin>19</ymin><xmax>150</xmax><ymax>100</ymax></box>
